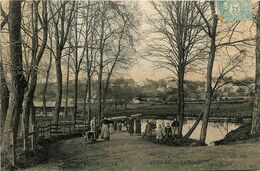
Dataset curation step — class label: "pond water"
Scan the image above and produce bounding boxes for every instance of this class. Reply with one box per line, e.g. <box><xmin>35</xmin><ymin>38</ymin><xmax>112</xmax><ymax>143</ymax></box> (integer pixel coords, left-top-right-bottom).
<box><xmin>140</xmin><ymin>119</ymin><xmax>240</xmax><ymax>144</ymax></box>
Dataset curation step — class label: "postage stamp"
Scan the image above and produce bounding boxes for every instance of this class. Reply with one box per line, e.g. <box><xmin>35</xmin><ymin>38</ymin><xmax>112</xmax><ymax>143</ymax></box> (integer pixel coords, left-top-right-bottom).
<box><xmin>216</xmin><ymin>0</ymin><xmax>252</xmax><ymax>21</ymax></box>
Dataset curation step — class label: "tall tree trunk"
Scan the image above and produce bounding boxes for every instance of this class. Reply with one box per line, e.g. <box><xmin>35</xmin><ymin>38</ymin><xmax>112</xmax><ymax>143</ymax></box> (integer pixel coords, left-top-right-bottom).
<box><xmin>184</xmin><ymin>112</ymin><xmax>203</xmax><ymax>138</ymax></box>
<box><xmin>102</xmin><ymin>67</ymin><xmax>115</xmax><ymax>116</ymax></box>
<box><xmin>200</xmin><ymin>3</ymin><xmax>218</xmax><ymax>143</ymax></box>
<box><xmin>87</xmin><ymin>77</ymin><xmax>92</xmax><ymax>122</ymax></box>
<box><xmin>101</xmin><ymin>42</ymin><xmax>122</xmax><ymax>117</ymax></box>
<box><xmin>82</xmin><ymin>78</ymin><xmax>88</xmax><ymax>119</ymax></box>
<box><xmin>98</xmin><ymin>52</ymin><xmax>103</xmax><ymax>122</ymax></box>
<box><xmin>102</xmin><ymin>74</ymin><xmax>112</xmax><ymax>116</ymax></box>
<box><xmin>2</xmin><ymin>0</ymin><xmax>26</xmax><ymax>166</ymax></box>
<box><xmin>64</xmin><ymin>55</ymin><xmax>70</xmax><ymax>117</ymax></box>
<box><xmin>73</xmin><ymin>71</ymin><xmax>78</xmax><ymax>123</ymax></box>
<box><xmin>54</xmin><ymin>56</ymin><xmax>62</xmax><ymax>125</ymax></box>
<box><xmin>251</xmin><ymin>2</ymin><xmax>260</xmax><ymax>135</ymax></box>
<box><xmin>23</xmin><ymin>0</ymin><xmax>47</xmax><ymax>152</ymax></box>
<box><xmin>73</xmin><ymin>11</ymin><xmax>79</xmax><ymax>123</ymax></box>
<box><xmin>102</xmin><ymin>80</ymin><xmax>109</xmax><ymax>116</ymax></box>
<box><xmin>22</xmin><ymin>1</ymin><xmax>38</xmax><ymax>153</ymax></box>
<box><xmin>43</xmin><ymin>49</ymin><xmax>52</xmax><ymax>117</ymax></box>
<box><xmin>50</xmin><ymin>1</ymin><xmax>75</xmax><ymax>125</ymax></box>
<box><xmin>98</xmin><ymin>13</ymin><xmax>105</xmax><ymax>122</ymax></box>
<box><xmin>177</xmin><ymin>68</ymin><xmax>185</xmax><ymax>137</ymax></box>
<box><xmin>0</xmin><ymin>61</ymin><xmax>9</xmax><ymax>134</ymax></box>
<box><xmin>22</xmin><ymin>69</ymin><xmax>38</xmax><ymax>153</ymax></box>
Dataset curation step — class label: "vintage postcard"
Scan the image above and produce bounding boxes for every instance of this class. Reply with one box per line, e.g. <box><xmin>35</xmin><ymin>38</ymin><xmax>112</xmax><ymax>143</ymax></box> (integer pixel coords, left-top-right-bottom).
<box><xmin>0</xmin><ymin>0</ymin><xmax>259</xmax><ymax>170</ymax></box>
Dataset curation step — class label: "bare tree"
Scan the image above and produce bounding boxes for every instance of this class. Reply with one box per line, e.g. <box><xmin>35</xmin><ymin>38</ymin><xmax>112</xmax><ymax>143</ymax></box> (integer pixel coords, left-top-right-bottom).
<box><xmin>148</xmin><ymin>1</ymin><xmax>207</xmax><ymax>136</ymax></box>
<box><xmin>21</xmin><ymin>0</ymin><xmax>48</xmax><ymax>153</ymax></box>
<box><xmin>189</xmin><ymin>1</ymin><xmax>254</xmax><ymax>143</ymax></box>
<box><xmin>184</xmin><ymin>49</ymin><xmax>248</xmax><ymax>138</ymax></box>
<box><xmin>96</xmin><ymin>2</ymin><xmax>107</xmax><ymax>122</ymax></box>
<box><xmin>64</xmin><ymin>48</ymin><xmax>70</xmax><ymax>117</ymax></box>
<box><xmin>80</xmin><ymin>1</ymin><xmax>99</xmax><ymax>121</ymax></box>
<box><xmin>49</xmin><ymin>0</ymin><xmax>75</xmax><ymax>125</ymax></box>
<box><xmin>1</xmin><ymin>0</ymin><xmax>27</xmax><ymax>165</ymax></box>
<box><xmin>69</xmin><ymin>4</ymin><xmax>86</xmax><ymax>123</ymax></box>
<box><xmin>96</xmin><ymin>2</ymin><xmax>140</xmax><ymax>121</ymax></box>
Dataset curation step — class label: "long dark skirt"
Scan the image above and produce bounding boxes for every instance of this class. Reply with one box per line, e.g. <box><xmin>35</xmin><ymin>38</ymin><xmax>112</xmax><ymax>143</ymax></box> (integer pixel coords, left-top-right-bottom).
<box><xmin>136</xmin><ymin>124</ymin><xmax>141</xmax><ymax>134</ymax></box>
<box><xmin>129</xmin><ymin>122</ymin><xmax>134</xmax><ymax>134</ymax></box>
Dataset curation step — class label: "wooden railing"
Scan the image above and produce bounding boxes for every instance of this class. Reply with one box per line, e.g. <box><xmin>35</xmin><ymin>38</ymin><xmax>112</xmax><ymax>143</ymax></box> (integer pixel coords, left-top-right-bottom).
<box><xmin>7</xmin><ymin>121</ymin><xmax>89</xmax><ymax>166</ymax></box>
<box><xmin>37</xmin><ymin>121</ymin><xmax>90</xmax><ymax>138</ymax></box>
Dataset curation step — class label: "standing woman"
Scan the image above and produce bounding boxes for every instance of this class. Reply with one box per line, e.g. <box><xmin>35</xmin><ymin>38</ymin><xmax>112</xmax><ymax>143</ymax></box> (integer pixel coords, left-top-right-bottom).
<box><xmin>135</xmin><ymin>117</ymin><xmax>142</xmax><ymax>135</ymax></box>
<box><xmin>90</xmin><ymin>117</ymin><xmax>97</xmax><ymax>139</ymax></box>
<box><xmin>100</xmin><ymin>117</ymin><xmax>110</xmax><ymax>141</ymax></box>
<box><xmin>118</xmin><ymin>122</ymin><xmax>122</xmax><ymax>132</ymax></box>
<box><xmin>128</xmin><ymin>117</ymin><xmax>134</xmax><ymax>135</ymax></box>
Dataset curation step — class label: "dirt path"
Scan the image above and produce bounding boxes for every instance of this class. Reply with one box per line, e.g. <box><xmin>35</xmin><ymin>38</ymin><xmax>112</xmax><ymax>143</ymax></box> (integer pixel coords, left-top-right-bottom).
<box><xmin>26</xmin><ymin>132</ymin><xmax>260</xmax><ymax>171</ymax></box>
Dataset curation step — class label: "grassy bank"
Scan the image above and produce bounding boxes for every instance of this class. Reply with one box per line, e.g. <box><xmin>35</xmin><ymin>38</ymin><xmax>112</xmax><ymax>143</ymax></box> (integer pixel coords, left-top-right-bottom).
<box><xmin>214</xmin><ymin>123</ymin><xmax>260</xmax><ymax>145</ymax></box>
<box><xmin>0</xmin><ymin>133</ymin><xmax>84</xmax><ymax>170</ymax></box>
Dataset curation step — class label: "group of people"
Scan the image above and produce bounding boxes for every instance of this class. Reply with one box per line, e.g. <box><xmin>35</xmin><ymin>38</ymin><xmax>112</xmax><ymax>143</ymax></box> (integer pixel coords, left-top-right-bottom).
<box><xmin>128</xmin><ymin>117</ymin><xmax>142</xmax><ymax>135</ymax></box>
<box><xmin>143</xmin><ymin>117</ymin><xmax>180</xmax><ymax>143</ymax></box>
<box><xmin>88</xmin><ymin>116</ymin><xmax>180</xmax><ymax>143</ymax></box>
<box><xmin>108</xmin><ymin>117</ymin><xmax>142</xmax><ymax>135</ymax></box>
<box><xmin>156</xmin><ymin>117</ymin><xmax>180</xmax><ymax>143</ymax></box>
<box><xmin>89</xmin><ymin>116</ymin><xmax>114</xmax><ymax>141</ymax></box>
<box><xmin>87</xmin><ymin>116</ymin><xmax>142</xmax><ymax>141</ymax></box>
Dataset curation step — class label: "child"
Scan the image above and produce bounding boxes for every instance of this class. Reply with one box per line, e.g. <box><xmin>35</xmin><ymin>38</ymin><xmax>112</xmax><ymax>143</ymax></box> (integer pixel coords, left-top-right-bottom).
<box><xmin>171</xmin><ymin>117</ymin><xmax>180</xmax><ymax>139</ymax></box>
<box><xmin>109</xmin><ymin>123</ymin><xmax>114</xmax><ymax>135</ymax></box>
<box><xmin>161</xmin><ymin>122</ymin><xmax>166</xmax><ymax>141</ymax></box>
<box><xmin>165</xmin><ymin>122</ymin><xmax>172</xmax><ymax>142</ymax></box>
<box><xmin>156</xmin><ymin>124</ymin><xmax>163</xmax><ymax>143</ymax></box>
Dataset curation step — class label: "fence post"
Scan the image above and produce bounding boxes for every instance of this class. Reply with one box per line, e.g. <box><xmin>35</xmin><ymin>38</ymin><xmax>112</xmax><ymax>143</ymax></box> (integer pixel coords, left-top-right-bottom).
<box><xmin>73</xmin><ymin>123</ymin><xmax>75</xmax><ymax>134</ymax></box>
<box><xmin>39</xmin><ymin>126</ymin><xmax>41</xmax><ymax>137</ymax></box>
<box><xmin>226</xmin><ymin>120</ymin><xmax>229</xmax><ymax>134</ymax></box>
<box><xmin>69</xmin><ymin>123</ymin><xmax>71</xmax><ymax>134</ymax></box>
<box><xmin>49</xmin><ymin>121</ymin><xmax>52</xmax><ymax>138</ymax></box>
<box><xmin>63</xmin><ymin>124</ymin><xmax>65</xmax><ymax>135</ymax></box>
<box><xmin>45</xmin><ymin>122</ymin><xmax>48</xmax><ymax>138</ymax></box>
<box><xmin>31</xmin><ymin>125</ymin><xmax>36</xmax><ymax>150</ymax></box>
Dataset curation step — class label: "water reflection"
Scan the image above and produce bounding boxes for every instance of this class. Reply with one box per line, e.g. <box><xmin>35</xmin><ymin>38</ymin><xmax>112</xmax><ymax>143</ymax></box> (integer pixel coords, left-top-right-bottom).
<box><xmin>141</xmin><ymin>119</ymin><xmax>240</xmax><ymax>144</ymax></box>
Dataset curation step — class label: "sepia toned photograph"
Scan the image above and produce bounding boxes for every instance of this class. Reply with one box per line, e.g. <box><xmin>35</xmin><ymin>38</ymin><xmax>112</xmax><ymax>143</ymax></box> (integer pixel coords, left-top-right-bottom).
<box><xmin>0</xmin><ymin>0</ymin><xmax>260</xmax><ymax>170</ymax></box>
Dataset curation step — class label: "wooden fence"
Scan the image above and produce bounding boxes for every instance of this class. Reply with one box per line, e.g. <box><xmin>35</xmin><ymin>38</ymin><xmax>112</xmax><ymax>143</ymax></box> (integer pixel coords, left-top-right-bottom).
<box><xmin>37</xmin><ymin>121</ymin><xmax>90</xmax><ymax>138</ymax></box>
<box><xmin>7</xmin><ymin>121</ymin><xmax>89</xmax><ymax>166</ymax></box>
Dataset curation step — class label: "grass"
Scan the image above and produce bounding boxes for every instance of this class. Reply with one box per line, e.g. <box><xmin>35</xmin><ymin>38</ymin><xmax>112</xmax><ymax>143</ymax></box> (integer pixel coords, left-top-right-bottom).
<box><xmin>104</xmin><ymin>101</ymin><xmax>253</xmax><ymax>118</ymax></box>
<box><xmin>35</xmin><ymin>101</ymin><xmax>253</xmax><ymax>123</ymax></box>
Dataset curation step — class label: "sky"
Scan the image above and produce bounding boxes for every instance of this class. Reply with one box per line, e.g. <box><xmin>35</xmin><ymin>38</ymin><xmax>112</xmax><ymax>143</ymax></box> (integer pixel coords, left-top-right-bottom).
<box><xmin>125</xmin><ymin>1</ymin><xmax>174</xmax><ymax>83</ymax></box>
<box><xmin>0</xmin><ymin>0</ymin><xmax>256</xmax><ymax>85</ymax></box>
<box><xmin>123</xmin><ymin>1</ymin><xmax>256</xmax><ymax>84</ymax></box>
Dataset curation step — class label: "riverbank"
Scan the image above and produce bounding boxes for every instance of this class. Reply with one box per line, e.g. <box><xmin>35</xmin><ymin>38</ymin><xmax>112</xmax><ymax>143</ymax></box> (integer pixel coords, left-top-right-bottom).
<box><xmin>214</xmin><ymin>123</ymin><xmax>260</xmax><ymax>145</ymax></box>
<box><xmin>144</xmin><ymin>122</ymin><xmax>259</xmax><ymax>146</ymax></box>
<box><xmin>142</xmin><ymin>136</ymin><xmax>206</xmax><ymax>147</ymax></box>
